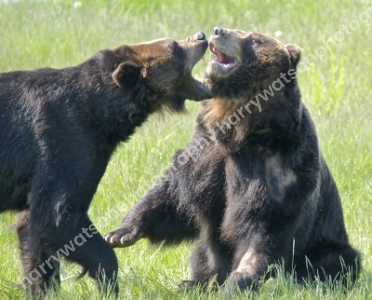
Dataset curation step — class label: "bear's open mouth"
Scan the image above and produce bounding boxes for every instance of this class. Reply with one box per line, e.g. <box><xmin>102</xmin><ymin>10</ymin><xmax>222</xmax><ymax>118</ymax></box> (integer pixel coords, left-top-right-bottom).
<box><xmin>209</xmin><ymin>43</ymin><xmax>237</xmax><ymax>70</ymax></box>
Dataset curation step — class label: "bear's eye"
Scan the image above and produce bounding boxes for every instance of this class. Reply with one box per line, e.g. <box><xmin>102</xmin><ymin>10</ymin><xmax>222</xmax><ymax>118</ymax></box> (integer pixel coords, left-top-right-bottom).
<box><xmin>250</xmin><ymin>39</ymin><xmax>256</xmax><ymax>44</ymax></box>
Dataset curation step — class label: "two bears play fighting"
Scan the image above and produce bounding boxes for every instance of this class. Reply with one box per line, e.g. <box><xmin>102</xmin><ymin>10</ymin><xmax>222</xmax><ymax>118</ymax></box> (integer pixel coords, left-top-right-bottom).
<box><xmin>0</xmin><ymin>27</ymin><xmax>360</xmax><ymax>296</ymax></box>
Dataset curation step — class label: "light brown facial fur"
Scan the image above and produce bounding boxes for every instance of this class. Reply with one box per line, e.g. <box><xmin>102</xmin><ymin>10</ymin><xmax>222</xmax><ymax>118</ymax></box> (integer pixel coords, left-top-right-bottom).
<box><xmin>206</xmin><ymin>28</ymin><xmax>300</xmax><ymax>84</ymax></box>
<box><xmin>202</xmin><ymin>28</ymin><xmax>301</xmax><ymax>126</ymax></box>
<box><xmin>112</xmin><ymin>32</ymin><xmax>213</xmax><ymax>111</ymax></box>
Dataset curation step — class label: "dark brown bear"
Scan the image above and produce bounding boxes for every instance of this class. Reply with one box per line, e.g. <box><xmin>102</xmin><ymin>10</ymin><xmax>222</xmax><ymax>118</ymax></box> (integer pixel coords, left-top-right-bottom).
<box><xmin>0</xmin><ymin>32</ymin><xmax>212</xmax><ymax>297</ymax></box>
<box><xmin>105</xmin><ymin>28</ymin><xmax>361</xmax><ymax>292</ymax></box>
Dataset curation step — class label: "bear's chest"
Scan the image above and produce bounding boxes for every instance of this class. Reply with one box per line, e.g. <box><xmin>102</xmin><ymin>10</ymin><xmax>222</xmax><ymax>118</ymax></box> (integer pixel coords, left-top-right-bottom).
<box><xmin>224</xmin><ymin>151</ymin><xmax>297</xmax><ymax>206</ymax></box>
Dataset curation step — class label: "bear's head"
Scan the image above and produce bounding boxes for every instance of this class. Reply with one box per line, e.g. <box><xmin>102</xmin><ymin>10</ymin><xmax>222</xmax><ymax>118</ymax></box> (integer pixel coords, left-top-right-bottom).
<box><xmin>112</xmin><ymin>32</ymin><xmax>213</xmax><ymax>111</ymax></box>
<box><xmin>205</xmin><ymin>27</ymin><xmax>301</xmax><ymax>100</ymax></box>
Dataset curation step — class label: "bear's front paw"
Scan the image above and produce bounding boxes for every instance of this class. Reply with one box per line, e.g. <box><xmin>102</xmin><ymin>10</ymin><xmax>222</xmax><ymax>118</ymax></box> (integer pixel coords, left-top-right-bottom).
<box><xmin>226</xmin><ymin>271</ymin><xmax>261</xmax><ymax>293</ymax></box>
<box><xmin>176</xmin><ymin>280</ymin><xmax>198</xmax><ymax>290</ymax></box>
<box><xmin>104</xmin><ymin>224</ymin><xmax>143</xmax><ymax>248</ymax></box>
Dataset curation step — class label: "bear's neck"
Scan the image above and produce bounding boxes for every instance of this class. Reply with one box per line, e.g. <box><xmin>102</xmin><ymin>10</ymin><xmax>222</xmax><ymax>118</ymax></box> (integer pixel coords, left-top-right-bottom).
<box><xmin>201</xmin><ymin>98</ymin><xmax>254</xmax><ymax>125</ymax></box>
<box><xmin>200</xmin><ymin>86</ymin><xmax>302</xmax><ymax>153</ymax></box>
<box><xmin>200</xmin><ymin>97</ymin><xmax>258</xmax><ymax>153</ymax></box>
<box><xmin>91</xmin><ymin>82</ymin><xmax>162</xmax><ymax>146</ymax></box>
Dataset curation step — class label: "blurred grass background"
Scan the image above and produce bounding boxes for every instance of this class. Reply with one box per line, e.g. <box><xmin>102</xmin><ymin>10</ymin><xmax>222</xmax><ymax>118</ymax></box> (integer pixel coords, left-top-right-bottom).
<box><xmin>0</xmin><ymin>0</ymin><xmax>371</xmax><ymax>299</ymax></box>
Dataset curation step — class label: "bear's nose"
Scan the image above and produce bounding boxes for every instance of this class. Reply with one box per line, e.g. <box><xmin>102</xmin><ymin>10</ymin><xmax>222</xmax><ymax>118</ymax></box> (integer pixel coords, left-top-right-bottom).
<box><xmin>196</xmin><ymin>31</ymin><xmax>207</xmax><ymax>41</ymax></box>
<box><xmin>212</xmin><ymin>27</ymin><xmax>225</xmax><ymax>36</ymax></box>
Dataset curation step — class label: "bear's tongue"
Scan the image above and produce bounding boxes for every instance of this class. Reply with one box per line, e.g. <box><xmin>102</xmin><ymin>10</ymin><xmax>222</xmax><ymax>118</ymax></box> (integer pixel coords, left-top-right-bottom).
<box><xmin>218</xmin><ymin>51</ymin><xmax>234</xmax><ymax>64</ymax></box>
<box><xmin>212</xmin><ymin>46</ymin><xmax>236</xmax><ymax>69</ymax></box>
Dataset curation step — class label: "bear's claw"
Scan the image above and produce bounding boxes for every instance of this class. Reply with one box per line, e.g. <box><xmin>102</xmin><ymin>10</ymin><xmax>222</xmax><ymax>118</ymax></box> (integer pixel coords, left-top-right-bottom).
<box><xmin>104</xmin><ymin>227</ymin><xmax>143</xmax><ymax>248</ymax></box>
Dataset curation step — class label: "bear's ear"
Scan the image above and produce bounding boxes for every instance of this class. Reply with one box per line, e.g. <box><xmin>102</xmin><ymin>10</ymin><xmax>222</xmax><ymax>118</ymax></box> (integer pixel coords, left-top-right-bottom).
<box><xmin>286</xmin><ymin>44</ymin><xmax>301</xmax><ymax>67</ymax></box>
<box><xmin>112</xmin><ymin>62</ymin><xmax>146</xmax><ymax>89</ymax></box>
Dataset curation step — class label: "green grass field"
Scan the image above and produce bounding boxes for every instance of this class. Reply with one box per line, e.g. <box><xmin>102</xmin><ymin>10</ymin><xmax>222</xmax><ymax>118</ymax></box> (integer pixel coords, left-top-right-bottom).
<box><xmin>0</xmin><ymin>0</ymin><xmax>371</xmax><ymax>299</ymax></box>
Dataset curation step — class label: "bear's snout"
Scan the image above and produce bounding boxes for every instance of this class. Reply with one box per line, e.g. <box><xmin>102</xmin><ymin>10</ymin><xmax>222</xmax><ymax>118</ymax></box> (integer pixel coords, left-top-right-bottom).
<box><xmin>185</xmin><ymin>31</ymin><xmax>207</xmax><ymax>43</ymax></box>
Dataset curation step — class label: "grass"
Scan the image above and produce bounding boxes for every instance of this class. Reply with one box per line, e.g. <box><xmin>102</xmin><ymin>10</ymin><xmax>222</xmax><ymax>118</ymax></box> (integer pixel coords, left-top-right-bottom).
<box><xmin>0</xmin><ymin>0</ymin><xmax>371</xmax><ymax>299</ymax></box>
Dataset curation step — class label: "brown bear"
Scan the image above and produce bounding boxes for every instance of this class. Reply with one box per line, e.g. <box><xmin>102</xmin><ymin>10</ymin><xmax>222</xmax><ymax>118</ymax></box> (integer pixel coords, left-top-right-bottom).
<box><xmin>105</xmin><ymin>28</ymin><xmax>361</xmax><ymax>292</ymax></box>
<box><xmin>0</xmin><ymin>31</ymin><xmax>212</xmax><ymax>297</ymax></box>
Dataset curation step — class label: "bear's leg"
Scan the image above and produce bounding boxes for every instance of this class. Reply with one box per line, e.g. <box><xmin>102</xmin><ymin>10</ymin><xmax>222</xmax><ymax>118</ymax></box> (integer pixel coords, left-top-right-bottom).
<box><xmin>295</xmin><ymin>241</ymin><xmax>361</xmax><ymax>286</ymax></box>
<box><xmin>178</xmin><ymin>238</ymin><xmax>232</xmax><ymax>289</ymax></box>
<box><xmin>44</xmin><ymin>211</ymin><xmax>119</xmax><ymax>296</ymax></box>
<box><xmin>26</xmin><ymin>203</ymin><xmax>118</xmax><ymax>297</ymax></box>
<box><xmin>106</xmin><ymin>182</ymin><xmax>198</xmax><ymax>247</ymax></box>
<box><xmin>225</xmin><ymin>238</ymin><xmax>291</xmax><ymax>293</ymax></box>
<box><xmin>16</xmin><ymin>210</ymin><xmax>60</xmax><ymax>297</ymax></box>
<box><xmin>226</xmin><ymin>251</ymin><xmax>267</xmax><ymax>292</ymax></box>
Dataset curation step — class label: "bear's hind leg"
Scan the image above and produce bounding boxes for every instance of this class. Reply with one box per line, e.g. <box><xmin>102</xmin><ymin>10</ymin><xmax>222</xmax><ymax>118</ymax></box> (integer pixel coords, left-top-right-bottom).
<box><xmin>295</xmin><ymin>241</ymin><xmax>361</xmax><ymax>287</ymax></box>
<box><xmin>43</xmin><ymin>211</ymin><xmax>119</xmax><ymax>296</ymax></box>
<box><xmin>16</xmin><ymin>210</ymin><xmax>60</xmax><ymax>297</ymax></box>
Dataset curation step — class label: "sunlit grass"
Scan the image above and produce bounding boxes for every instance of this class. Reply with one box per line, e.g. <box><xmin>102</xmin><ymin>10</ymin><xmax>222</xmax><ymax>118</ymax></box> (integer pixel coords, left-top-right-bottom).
<box><xmin>0</xmin><ymin>0</ymin><xmax>371</xmax><ymax>299</ymax></box>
